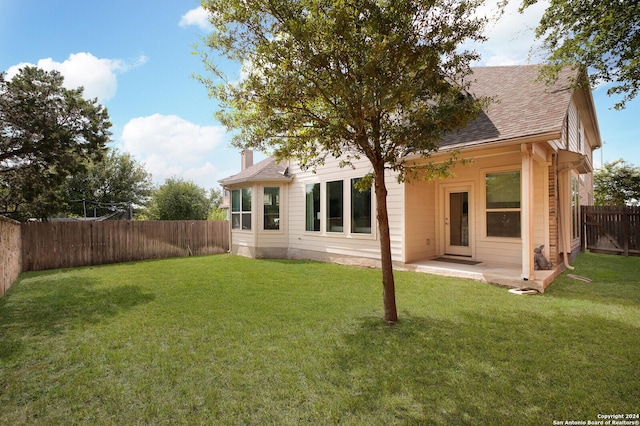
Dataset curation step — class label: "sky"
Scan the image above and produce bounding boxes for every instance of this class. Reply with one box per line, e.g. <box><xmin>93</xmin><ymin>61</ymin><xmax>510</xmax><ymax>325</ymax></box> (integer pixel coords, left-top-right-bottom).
<box><xmin>1</xmin><ymin>0</ymin><xmax>638</xmax><ymax>191</ymax></box>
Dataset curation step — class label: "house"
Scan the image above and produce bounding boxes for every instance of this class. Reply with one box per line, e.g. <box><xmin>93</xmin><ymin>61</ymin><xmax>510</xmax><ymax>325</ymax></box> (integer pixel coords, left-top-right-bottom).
<box><xmin>219</xmin><ymin>65</ymin><xmax>602</xmax><ymax>291</ymax></box>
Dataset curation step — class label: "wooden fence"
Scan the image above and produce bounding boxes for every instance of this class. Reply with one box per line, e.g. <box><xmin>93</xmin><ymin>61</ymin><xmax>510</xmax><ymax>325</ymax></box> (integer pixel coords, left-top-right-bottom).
<box><xmin>581</xmin><ymin>206</ymin><xmax>640</xmax><ymax>256</ymax></box>
<box><xmin>21</xmin><ymin>220</ymin><xmax>229</xmax><ymax>272</ymax></box>
<box><xmin>0</xmin><ymin>216</ymin><xmax>22</xmax><ymax>297</ymax></box>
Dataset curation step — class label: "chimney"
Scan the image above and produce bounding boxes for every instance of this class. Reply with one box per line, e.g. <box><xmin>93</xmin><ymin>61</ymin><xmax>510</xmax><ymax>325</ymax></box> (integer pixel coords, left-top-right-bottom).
<box><xmin>241</xmin><ymin>149</ymin><xmax>253</xmax><ymax>171</ymax></box>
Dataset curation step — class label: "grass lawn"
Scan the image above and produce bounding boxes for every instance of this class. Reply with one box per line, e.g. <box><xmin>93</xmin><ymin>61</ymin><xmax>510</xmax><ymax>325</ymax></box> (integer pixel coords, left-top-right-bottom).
<box><xmin>1</xmin><ymin>252</ymin><xmax>638</xmax><ymax>425</ymax></box>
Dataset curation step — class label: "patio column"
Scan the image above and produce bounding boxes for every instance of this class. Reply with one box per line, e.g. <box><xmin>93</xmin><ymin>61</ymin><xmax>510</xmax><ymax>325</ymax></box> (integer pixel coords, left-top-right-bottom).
<box><xmin>521</xmin><ymin>144</ymin><xmax>535</xmax><ymax>281</ymax></box>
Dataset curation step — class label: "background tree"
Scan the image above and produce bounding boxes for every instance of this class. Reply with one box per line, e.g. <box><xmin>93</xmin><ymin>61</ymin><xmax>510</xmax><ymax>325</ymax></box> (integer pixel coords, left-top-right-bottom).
<box><xmin>207</xmin><ymin>187</ymin><xmax>227</xmax><ymax>220</ymax></box>
<box><xmin>147</xmin><ymin>178</ymin><xmax>212</xmax><ymax>220</ymax></box>
<box><xmin>0</xmin><ymin>67</ymin><xmax>111</xmax><ymax>220</ymax></box>
<box><xmin>594</xmin><ymin>160</ymin><xmax>640</xmax><ymax>206</ymax></box>
<box><xmin>521</xmin><ymin>0</ymin><xmax>640</xmax><ymax>109</ymax></box>
<box><xmin>199</xmin><ymin>0</ymin><xmax>490</xmax><ymax>322</ymax></box>
<box><xmin>62</xmin><ymin>148</ymin><xmax>154</xmax><ymax>218</ymax></box>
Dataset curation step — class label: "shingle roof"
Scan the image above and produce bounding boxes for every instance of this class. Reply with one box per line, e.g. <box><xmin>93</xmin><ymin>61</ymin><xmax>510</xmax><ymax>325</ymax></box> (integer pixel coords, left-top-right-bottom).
<box><xmin>218</xmin><ymin>156</ymin><xmax>292</xmax><ymax>186</ymax></box>
<box><xmin>441</xmin><ymin>65</ymin><xmax>576</xmax><ymax>148</ymax></box>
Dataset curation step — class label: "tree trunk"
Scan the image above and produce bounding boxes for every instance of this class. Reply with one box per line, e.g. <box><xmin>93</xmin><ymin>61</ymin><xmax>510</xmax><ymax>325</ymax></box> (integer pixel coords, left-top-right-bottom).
<box><xmin>373</xmin><ymin>162</ymin><xmax>398</xmax><ymax>323</ymax></box>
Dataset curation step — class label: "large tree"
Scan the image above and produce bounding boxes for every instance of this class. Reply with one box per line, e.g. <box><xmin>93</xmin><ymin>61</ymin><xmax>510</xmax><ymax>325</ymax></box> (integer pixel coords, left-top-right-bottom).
<box><xmin>147</xmin><ymin>178</ymin><xmax>212</xmax><ymax>220</ymax></box>
<box><xmin>521</xmin><ymin>0</ymin><xmax>640</xmax><ymax>109</ymax></box>
<box><xmin>0</xmin><ymin>67</ymin><xmax>111</xmax><ymax>220</ymax></box>
<box><xmin>62</xmin><ymin>148</ymin><xmax>154</xmax><ymax>218</ymax></box>
<box><xmin>199</xmin><ymin>0</ymin><xmax>490</xmax><ymax>322</ymax></box>
<box><xmin>594</xmin><ymin>160</ymin><xmax>640</xmax><ymax>207</ymax></box>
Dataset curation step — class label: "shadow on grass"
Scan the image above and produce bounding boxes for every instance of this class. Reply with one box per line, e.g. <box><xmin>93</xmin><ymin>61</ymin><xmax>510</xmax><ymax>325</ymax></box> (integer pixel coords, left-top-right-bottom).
<box><xmin>0</xmin><ymin>276</ymin><xmax>155</xmax><ymax>360</ymax></box>
<box><xmin>332</xmin><ymin>312</ymin><xmax>639</xmax><ymax>425</ymax></box>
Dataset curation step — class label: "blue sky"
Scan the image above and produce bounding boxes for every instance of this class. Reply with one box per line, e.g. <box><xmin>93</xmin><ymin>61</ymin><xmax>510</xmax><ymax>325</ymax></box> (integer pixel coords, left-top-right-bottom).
<box><xmin>1</xmin><ymin>0</ymin><xmax>638</xmax><ymax>190</ymax></box>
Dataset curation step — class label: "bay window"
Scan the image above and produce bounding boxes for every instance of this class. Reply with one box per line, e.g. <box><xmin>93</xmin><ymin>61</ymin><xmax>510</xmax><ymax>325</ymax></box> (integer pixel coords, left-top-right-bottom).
<box><xmin>264</xmin><ymin>187</ymin><xmax>280</xmax><ymax>230</ymax></box>
<box><xmin>231</xmin><ymin>187</ymin><xmax>252</xmax><ymax>230</ymax></box>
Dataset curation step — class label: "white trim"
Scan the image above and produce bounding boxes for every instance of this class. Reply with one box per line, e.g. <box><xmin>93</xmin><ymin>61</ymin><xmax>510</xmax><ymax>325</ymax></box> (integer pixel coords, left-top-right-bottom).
<box><xmin>438</xmin><ymin>182</ymin><xmax>475</xmax><ymax>258</ymax></box>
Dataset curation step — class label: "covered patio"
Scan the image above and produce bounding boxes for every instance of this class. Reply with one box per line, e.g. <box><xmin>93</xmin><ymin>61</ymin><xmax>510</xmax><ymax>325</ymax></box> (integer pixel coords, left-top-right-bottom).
<box><xmin>398</xmin><ymin>256</ymin><xmax>562</xmax><ymax>292</ymax></box>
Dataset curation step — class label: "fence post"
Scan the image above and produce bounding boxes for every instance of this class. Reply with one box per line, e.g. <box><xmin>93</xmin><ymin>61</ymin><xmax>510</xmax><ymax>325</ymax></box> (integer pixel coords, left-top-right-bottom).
<box><xmin>623</xmin><ymin>209</ymin><xmax>630</xmax><ymax>256</ymax></box>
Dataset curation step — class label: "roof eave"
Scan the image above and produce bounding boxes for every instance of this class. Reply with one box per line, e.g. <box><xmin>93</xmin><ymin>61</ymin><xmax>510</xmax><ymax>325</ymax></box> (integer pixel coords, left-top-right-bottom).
<box><xmin>218</xmin><ymin>176</ymin><xmax>293</xmax><ymax>187</ymax></box>
<box><xmin>406</xmin><ymin>131</ymin><xmax>563</xmax><ymax>160</ymax></box>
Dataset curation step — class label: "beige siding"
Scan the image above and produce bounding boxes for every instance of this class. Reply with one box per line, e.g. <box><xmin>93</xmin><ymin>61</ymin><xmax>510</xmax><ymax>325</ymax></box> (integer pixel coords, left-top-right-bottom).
<box><xmin>255</xmin><ymin>183</ymin><xmax>289</xmax><ymax>251</ymax></box>
<box><xmin>286</xmin><ymin>155</ymin><xmax>405</xmax><ymax>263</ymax></box>
<box><xmin>418</xmin><ymin>146</ymin><xmax>531</xmax><ymax>265</ymax></box>
<box><xmin>566</xmin><ymin>100</ymin><xmax>579</xmax><ymax>152</ymax></box>
<box><xmin>228</xmin><ymin>183</ymin><xmax>257</xmax><ymax>257</ymax></box>
<box><xmin>404</xmin><ymin>178</ymin><xmax>437</xmax><ymax>263</ymax></box>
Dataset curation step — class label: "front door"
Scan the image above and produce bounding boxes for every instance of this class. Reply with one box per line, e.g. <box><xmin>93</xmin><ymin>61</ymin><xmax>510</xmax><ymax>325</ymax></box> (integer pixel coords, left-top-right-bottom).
<box><xmin>445</xmin><ymin>188</ymin><xmax>472</xmax><ymax>256</ymax></box>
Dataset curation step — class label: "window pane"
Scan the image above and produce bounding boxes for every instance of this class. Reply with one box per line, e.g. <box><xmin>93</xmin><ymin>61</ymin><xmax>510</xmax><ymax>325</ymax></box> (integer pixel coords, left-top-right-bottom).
<box><xmin>264</xmin><ymin>187</ymin><xmax>280</xmax><ymax>230</ymax></box>
<box><xmin>231</xmin><ymin>213</ymin><xmax>241</xmax><ymax>229</ymax></box>
<box><xmin>242</xmin><ymin>187</ymin><xmax>252</xmax><ymax>212</ymax></box>
<box><xmin>486</xmin><ymin>171</ymin><xmax>520</xmax><ymax>209</ymax></box>
<box><xmin>449</xmin><ymin>192</ymin><xmax>469</xmax><ymax>246</ymax></box>
<box><xmin>231</xmin><ymin>190</ymin><xmax>240</xmax><ymax>212</ymax></box>
<box><xmin>305</xmin><ymin>183</ymin><xmax>320</xmax><ymax>231</ymax></box>
<box><xmin>326</xmin><ymin>180</ymin><xmax>343</xmax><ymax>232</ymax></box>
<box><xmin>351</xmin><ymin>178</ymin><xmax>372</xmax><ymax>234</ymax></box>
<box><xmin>486</xmin><ymin>212</ymin><xmax>521</xmax><ymax>237</ymax></box>
<box><xmin>242</xmin><ymin>213</ymin><xmax>252</xmax><ymax>230</ymax></box>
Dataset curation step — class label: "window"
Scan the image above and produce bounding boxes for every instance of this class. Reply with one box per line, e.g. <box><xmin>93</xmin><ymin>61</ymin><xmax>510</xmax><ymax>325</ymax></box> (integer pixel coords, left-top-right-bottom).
<box><xmin>305</xmin><ymin>183</ymin><xmax>320</xmax><ymax>231</ymax></box>
<box><xmin>571</xmin><ymin>175</ymin><xmax>580</xmax><ymax>240</ymax></box>
<box><xmin>351</xmin><ymin>178</ymin><xmax>372</xmax><ymax>234</ymax></box>
<box><xmin>486</xmin><ymin>171</ymin><xmax>520</xmax><ymax>238</ymax></box>
<box><xmin>326</xmin><ymin>180</ymin><xmax>344</xmax><ymax>232</ymax></box>
<box><xmin>231</xmin><ymin>187</ymin><xmax>252</xmax><ymax>230</ymax></box>
<box><xmin>264</xmin><ymin>187</ymin><xmax>280</xmax><ymax>230</ymax></box>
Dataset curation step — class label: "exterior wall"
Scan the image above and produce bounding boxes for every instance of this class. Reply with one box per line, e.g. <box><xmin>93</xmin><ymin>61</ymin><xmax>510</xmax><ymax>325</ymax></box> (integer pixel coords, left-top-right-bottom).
<box><xmin>228</xmin><ymin>182</ymin><xmax>291</xmax><ymax>259</ymax></box>
<box><xmin>404</xmin><ymin>144</ymin><xmax>552</xmax><ymax>267</ymax></box>
<box><xmin>404</xmin><ymin>178</ymin><xmax>437</xmax><ymax>263</ymax></box>
<box><xmin>466</xmin><ymin>150</ymin><xmax>522</xmax><ymax>265</ymax></box>
<box><xmin>285</xmin><ymin>155</ymin><xmax>405</xmax><ymax>264</ymax></box>
<box><xmin>228</xmin><ymin>183</ymin><xmax>258</xmax><ymax>256</ymax></box>
<box><xmin>269</xmin><ymin>142</ymin><xmax>558</xmax><ymax>269</ymax></box>
<box><xmin>255</xmin><ymin>182</ymin><xmax>289</xmax><ymax>258</ymax></box>
<box><xmin>563</xmin><ymin>95</ymin><xmax>597</xmax><ymax>254</ymax></box>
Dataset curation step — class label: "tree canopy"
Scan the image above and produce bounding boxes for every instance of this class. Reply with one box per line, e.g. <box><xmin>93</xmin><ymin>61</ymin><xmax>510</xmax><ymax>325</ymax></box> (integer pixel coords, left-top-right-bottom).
<box><xmin>147</xmin><ymin>178</ymin><xmax>212</xmax><ymax>221</ymax></box>
<box><xmin>521</xmin><ymin>0</ymin><xmax>640</xmax><ymax>109</ymax></box>
<box><xmin>199</xmin><ymin>0</ymin><xmax>490</xmax><ymax>322</ymax></box>
<box><xmin>594</xmin><ymin>160</ymin><xmax>640</xmax><ymax>207</ymax></box>
<box><xmin>62</xmin><ymin>148</ymin><xmax>154</xmax><ymax>219</ymax></box>
<box><xmin>0</xmin><ymin>67</ymin><xmax>111</xmax><ymax>220</ymax></box>
<box><xmin>207</xmin><ymin>187</ymin><xmax>227</xmax><ymax>220</ymax></box>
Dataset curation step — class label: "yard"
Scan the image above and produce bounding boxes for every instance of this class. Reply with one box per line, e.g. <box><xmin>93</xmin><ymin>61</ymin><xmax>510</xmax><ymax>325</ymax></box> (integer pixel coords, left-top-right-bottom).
<box><xmin>1</xmin><ymin>252</ymin><xmax>638</xmax><ymax>425</ymax></box>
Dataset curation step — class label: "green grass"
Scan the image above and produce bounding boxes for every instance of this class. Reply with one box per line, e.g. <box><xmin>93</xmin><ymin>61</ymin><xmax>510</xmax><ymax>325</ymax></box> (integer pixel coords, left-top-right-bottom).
<box><xmin>1</xmin><ymin>252</ymin><xmax>638</xmax><ymax>425</ymax></box>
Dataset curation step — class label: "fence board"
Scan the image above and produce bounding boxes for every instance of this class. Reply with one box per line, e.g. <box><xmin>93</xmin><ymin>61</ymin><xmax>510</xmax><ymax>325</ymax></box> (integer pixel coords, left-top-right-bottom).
<box><xmin>0</xmin><ymin>216</ymin><xmax>22</xmax><ymax>296</ymax></box>
<box><xmin>21</xmin><ymin>220</ymin><xmax>229</xmax><ymax>272</ymax></box>
<box><xmin>581</xmin><ymin>206</ymin><xmax>640</xmax><ymax>256</ymax></box>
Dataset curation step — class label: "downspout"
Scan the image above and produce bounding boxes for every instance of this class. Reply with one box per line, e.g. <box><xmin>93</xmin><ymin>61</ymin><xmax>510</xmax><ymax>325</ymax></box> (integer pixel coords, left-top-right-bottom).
<box><xmin>557</xmin><ymin>154</ymin><xmax>588</xmax><ymax>271</ymax></box>
<box><xmin>557</xmin><ymin>176</ymin><xmax>575</xmax><ymax>271</ymax></box>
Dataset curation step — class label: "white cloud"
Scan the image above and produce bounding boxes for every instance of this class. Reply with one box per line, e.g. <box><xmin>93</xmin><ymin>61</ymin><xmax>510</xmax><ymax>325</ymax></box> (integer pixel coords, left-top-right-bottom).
<box><xmin>179</xmin><ymin>7</ymin><xmax>212</xmax><ymax>31</ymax></box>
<box><xmin>466</xmin><ymin>0</ymin><xmax>549</xmax><ymax>66</ymax></box>
<box><xmin>121</xmin><ymin>114</ymin><xmax>227</xmax><ymax>188</ymax></box>
<box><xmin>5</xmin><ymin>52</ymin><xmax>147</xmax><ymax>101</ymax></box>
